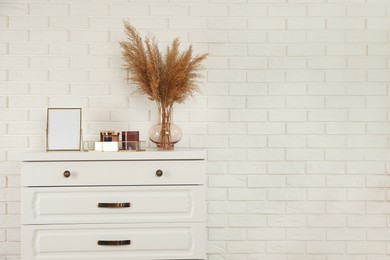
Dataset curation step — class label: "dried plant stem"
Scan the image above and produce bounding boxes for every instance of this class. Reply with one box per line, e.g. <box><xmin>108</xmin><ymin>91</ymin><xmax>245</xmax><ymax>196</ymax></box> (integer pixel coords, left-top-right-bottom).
<box><xmin>158</xmin><ymin>104</ymin><xmax>173</xmax><ymax>150</ymax></box>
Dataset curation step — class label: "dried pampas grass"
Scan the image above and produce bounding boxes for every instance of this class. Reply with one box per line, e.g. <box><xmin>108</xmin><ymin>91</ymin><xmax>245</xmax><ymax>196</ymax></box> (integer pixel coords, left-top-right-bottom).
<box><xmin>120</xmin><ymin>21</ymin><xmax>208</xmax><ymax>107</ymax></box>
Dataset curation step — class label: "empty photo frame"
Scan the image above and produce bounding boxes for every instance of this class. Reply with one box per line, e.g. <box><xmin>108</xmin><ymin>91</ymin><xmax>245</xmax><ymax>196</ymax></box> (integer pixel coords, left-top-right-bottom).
<box><xmin>46</xmin><ymin>108</ymin><xmax>82</xmax><ymax>151</ymax></box>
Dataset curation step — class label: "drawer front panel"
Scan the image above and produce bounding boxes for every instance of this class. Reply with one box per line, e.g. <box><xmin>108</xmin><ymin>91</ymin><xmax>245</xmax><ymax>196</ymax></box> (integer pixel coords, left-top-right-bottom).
<box><xmin>22</xmin><ymin>186</ymin><xmax>205</xmax><ymax>224</ymax></box>
<box><xmin>21</xmin><ymin>160</ymin><xmax>205</xmax><ymax>186</ymax></box>
<box><xmin>22</xmin><ymin>223</ymin><xmax>206</xmax><ymax>260</ymax></box>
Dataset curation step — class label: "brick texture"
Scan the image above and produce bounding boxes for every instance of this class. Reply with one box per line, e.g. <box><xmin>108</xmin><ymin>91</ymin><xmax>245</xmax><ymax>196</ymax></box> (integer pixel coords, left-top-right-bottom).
<box><xmin>1</xmin><ymin>0</ymin><xmax>390</xmax><ymax>259</ymax></box>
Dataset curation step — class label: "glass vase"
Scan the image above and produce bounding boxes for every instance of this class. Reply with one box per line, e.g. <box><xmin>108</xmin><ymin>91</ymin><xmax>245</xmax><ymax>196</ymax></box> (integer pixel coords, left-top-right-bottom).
<box><xmin>149</xmin><ymin>104</ymin><xmax>182</xmax><ymax>150</ymax></box>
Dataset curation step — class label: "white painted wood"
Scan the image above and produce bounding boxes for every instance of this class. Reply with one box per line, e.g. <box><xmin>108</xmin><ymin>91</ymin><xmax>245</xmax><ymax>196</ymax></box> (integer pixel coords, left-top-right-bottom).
<box><xmin>21</xmin><ymin>151</ymin><xmax>206</xmax><ymax>260</ymax></box>
<box><xmin>22</xmin><ymin>223</ymin><xmax>206</xmax><ymax>260</ymax></box>
<box><xmin>21</xmin><ymin>160</ymin><xmax>205</xmax><ymax>186</ymax></box>
<box><xmin>21</xmin><ymin>150</ymin><xmax>206</xmax><ymax>162</ymax></box>
<box><xmin>22</xmin><ymin>186</ymin><xmax>206</xmax><ymax>224</ymax></box>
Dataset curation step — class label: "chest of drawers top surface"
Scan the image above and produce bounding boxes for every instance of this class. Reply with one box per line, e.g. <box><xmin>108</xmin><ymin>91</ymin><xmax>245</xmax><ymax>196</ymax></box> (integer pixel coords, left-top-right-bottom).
<box><xmin>21</xmin><ymin>150</ymin><xmax>206</xmax><ymax>162</ymax></box>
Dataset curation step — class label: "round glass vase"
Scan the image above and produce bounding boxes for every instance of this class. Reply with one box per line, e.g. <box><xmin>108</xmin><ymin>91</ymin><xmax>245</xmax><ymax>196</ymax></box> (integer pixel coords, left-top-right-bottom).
<box><xmin>149</xmin><ymin>104</ymin><xmax>182</xmax><ymax>150</ymax></box>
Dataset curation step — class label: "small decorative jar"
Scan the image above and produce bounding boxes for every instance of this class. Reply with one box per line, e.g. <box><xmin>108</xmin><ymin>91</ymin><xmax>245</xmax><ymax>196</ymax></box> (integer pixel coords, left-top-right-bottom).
<box><xmin>122</xmin><ymin>131</ymin><xmax>139</xmax><ymax>150</ymax></box>
<box><xmin>100</xmin><ymin>130</ymin><xmax>119</xmax><ymax>142</ymax></box>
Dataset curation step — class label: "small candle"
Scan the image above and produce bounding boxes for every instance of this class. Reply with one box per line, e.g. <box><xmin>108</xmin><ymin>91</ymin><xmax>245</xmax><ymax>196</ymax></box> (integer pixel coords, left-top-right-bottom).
<box><xmin>100</xmin><ymin>130</ymin><xmax>119</xmax><ymax>142</ymax></box>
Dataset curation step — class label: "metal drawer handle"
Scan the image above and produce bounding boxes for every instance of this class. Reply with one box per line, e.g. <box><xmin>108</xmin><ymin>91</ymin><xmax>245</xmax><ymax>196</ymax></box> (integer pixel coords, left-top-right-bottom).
<box><xmin>98</xmin><ymin>240</ymin><xmax>131</xmax><ymax>246</ymax></box>
<box><xmin>156</xmin><ymin>169</ymin><xmax>163</xmax><ymax>177</ymax></box>
<box><xmin>98</xmin><ymin>202</ymin><xmax>131</xmax><ymax>208</ymax></box>
<box><xmin>63</xmin><ymin>170</ymin><xmax>71</xmax><ymax>178</ymax></box>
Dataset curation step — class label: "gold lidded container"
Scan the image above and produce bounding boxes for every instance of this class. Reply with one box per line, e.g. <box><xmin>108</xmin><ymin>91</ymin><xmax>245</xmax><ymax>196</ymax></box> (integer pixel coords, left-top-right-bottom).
<box><xmin>100</xmin><ymin>130</ymin><xmax>119</xmax><ymax>142</ymax></box>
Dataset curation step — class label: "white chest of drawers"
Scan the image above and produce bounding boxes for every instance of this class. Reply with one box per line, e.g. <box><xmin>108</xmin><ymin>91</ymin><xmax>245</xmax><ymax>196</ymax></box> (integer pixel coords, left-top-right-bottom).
<box><xmin>21</xmin><ymin>151</ymin><xmax>206</xmax><ymax>260</ymax></box>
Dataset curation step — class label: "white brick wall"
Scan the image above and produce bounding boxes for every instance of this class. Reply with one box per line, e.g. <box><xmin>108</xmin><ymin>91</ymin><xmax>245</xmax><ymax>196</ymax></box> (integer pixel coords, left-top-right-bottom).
<box><xmin>1</xmin><ymin>0</ymin><xmax>390</xmax><ymax>259</ymax></box>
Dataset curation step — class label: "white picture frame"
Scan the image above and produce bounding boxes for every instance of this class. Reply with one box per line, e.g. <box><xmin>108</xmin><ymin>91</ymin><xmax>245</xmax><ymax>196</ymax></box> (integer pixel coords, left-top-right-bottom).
<box><xmin>46</xmin><ymin>108</ymin><xmax>82</xmax><ymax>151</ymax></box>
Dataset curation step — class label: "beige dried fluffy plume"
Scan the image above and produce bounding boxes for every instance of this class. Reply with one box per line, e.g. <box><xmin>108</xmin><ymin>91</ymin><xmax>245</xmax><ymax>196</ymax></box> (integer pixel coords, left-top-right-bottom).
<box><xmin>120</xmin><ymin>21</ymin><xmax>208</xmax><ymax>107</ymax></box>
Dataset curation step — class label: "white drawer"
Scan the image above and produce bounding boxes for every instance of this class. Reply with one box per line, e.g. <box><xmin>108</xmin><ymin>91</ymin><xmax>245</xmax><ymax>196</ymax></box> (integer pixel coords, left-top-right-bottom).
<box><xmin>22</xmin><ymin>186</ymin><xmax>206</xmax><ymax>224</ymax></box>
<box><xmin>21</xmin><ymin>160</ymin><xmax>205</xmax><ymax>186</ymax></box>
<box><xmin>22</xmin><ymin>223</ymin><xmax>206</xmax><ymax>260</ymax></box>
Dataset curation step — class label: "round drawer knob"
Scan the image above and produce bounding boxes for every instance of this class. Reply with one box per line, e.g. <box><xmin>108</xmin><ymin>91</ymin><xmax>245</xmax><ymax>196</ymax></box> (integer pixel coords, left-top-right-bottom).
<box><xmin>155</xmin><ymin>169</ymin><xmax>163</xmax><ymax>177</ymax></box>
<box><xmin>63</xmin><ymin>170</ymin><xmax>71</xmax><ymax>178</ymax></box>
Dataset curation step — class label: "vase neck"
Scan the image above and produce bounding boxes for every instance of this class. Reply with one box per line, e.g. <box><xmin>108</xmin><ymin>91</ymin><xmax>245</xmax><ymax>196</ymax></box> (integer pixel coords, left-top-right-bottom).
<box><xmin>157</xmin><ymin>104</ymin><xmax>173</xmax><ymax>125</ymax></box>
